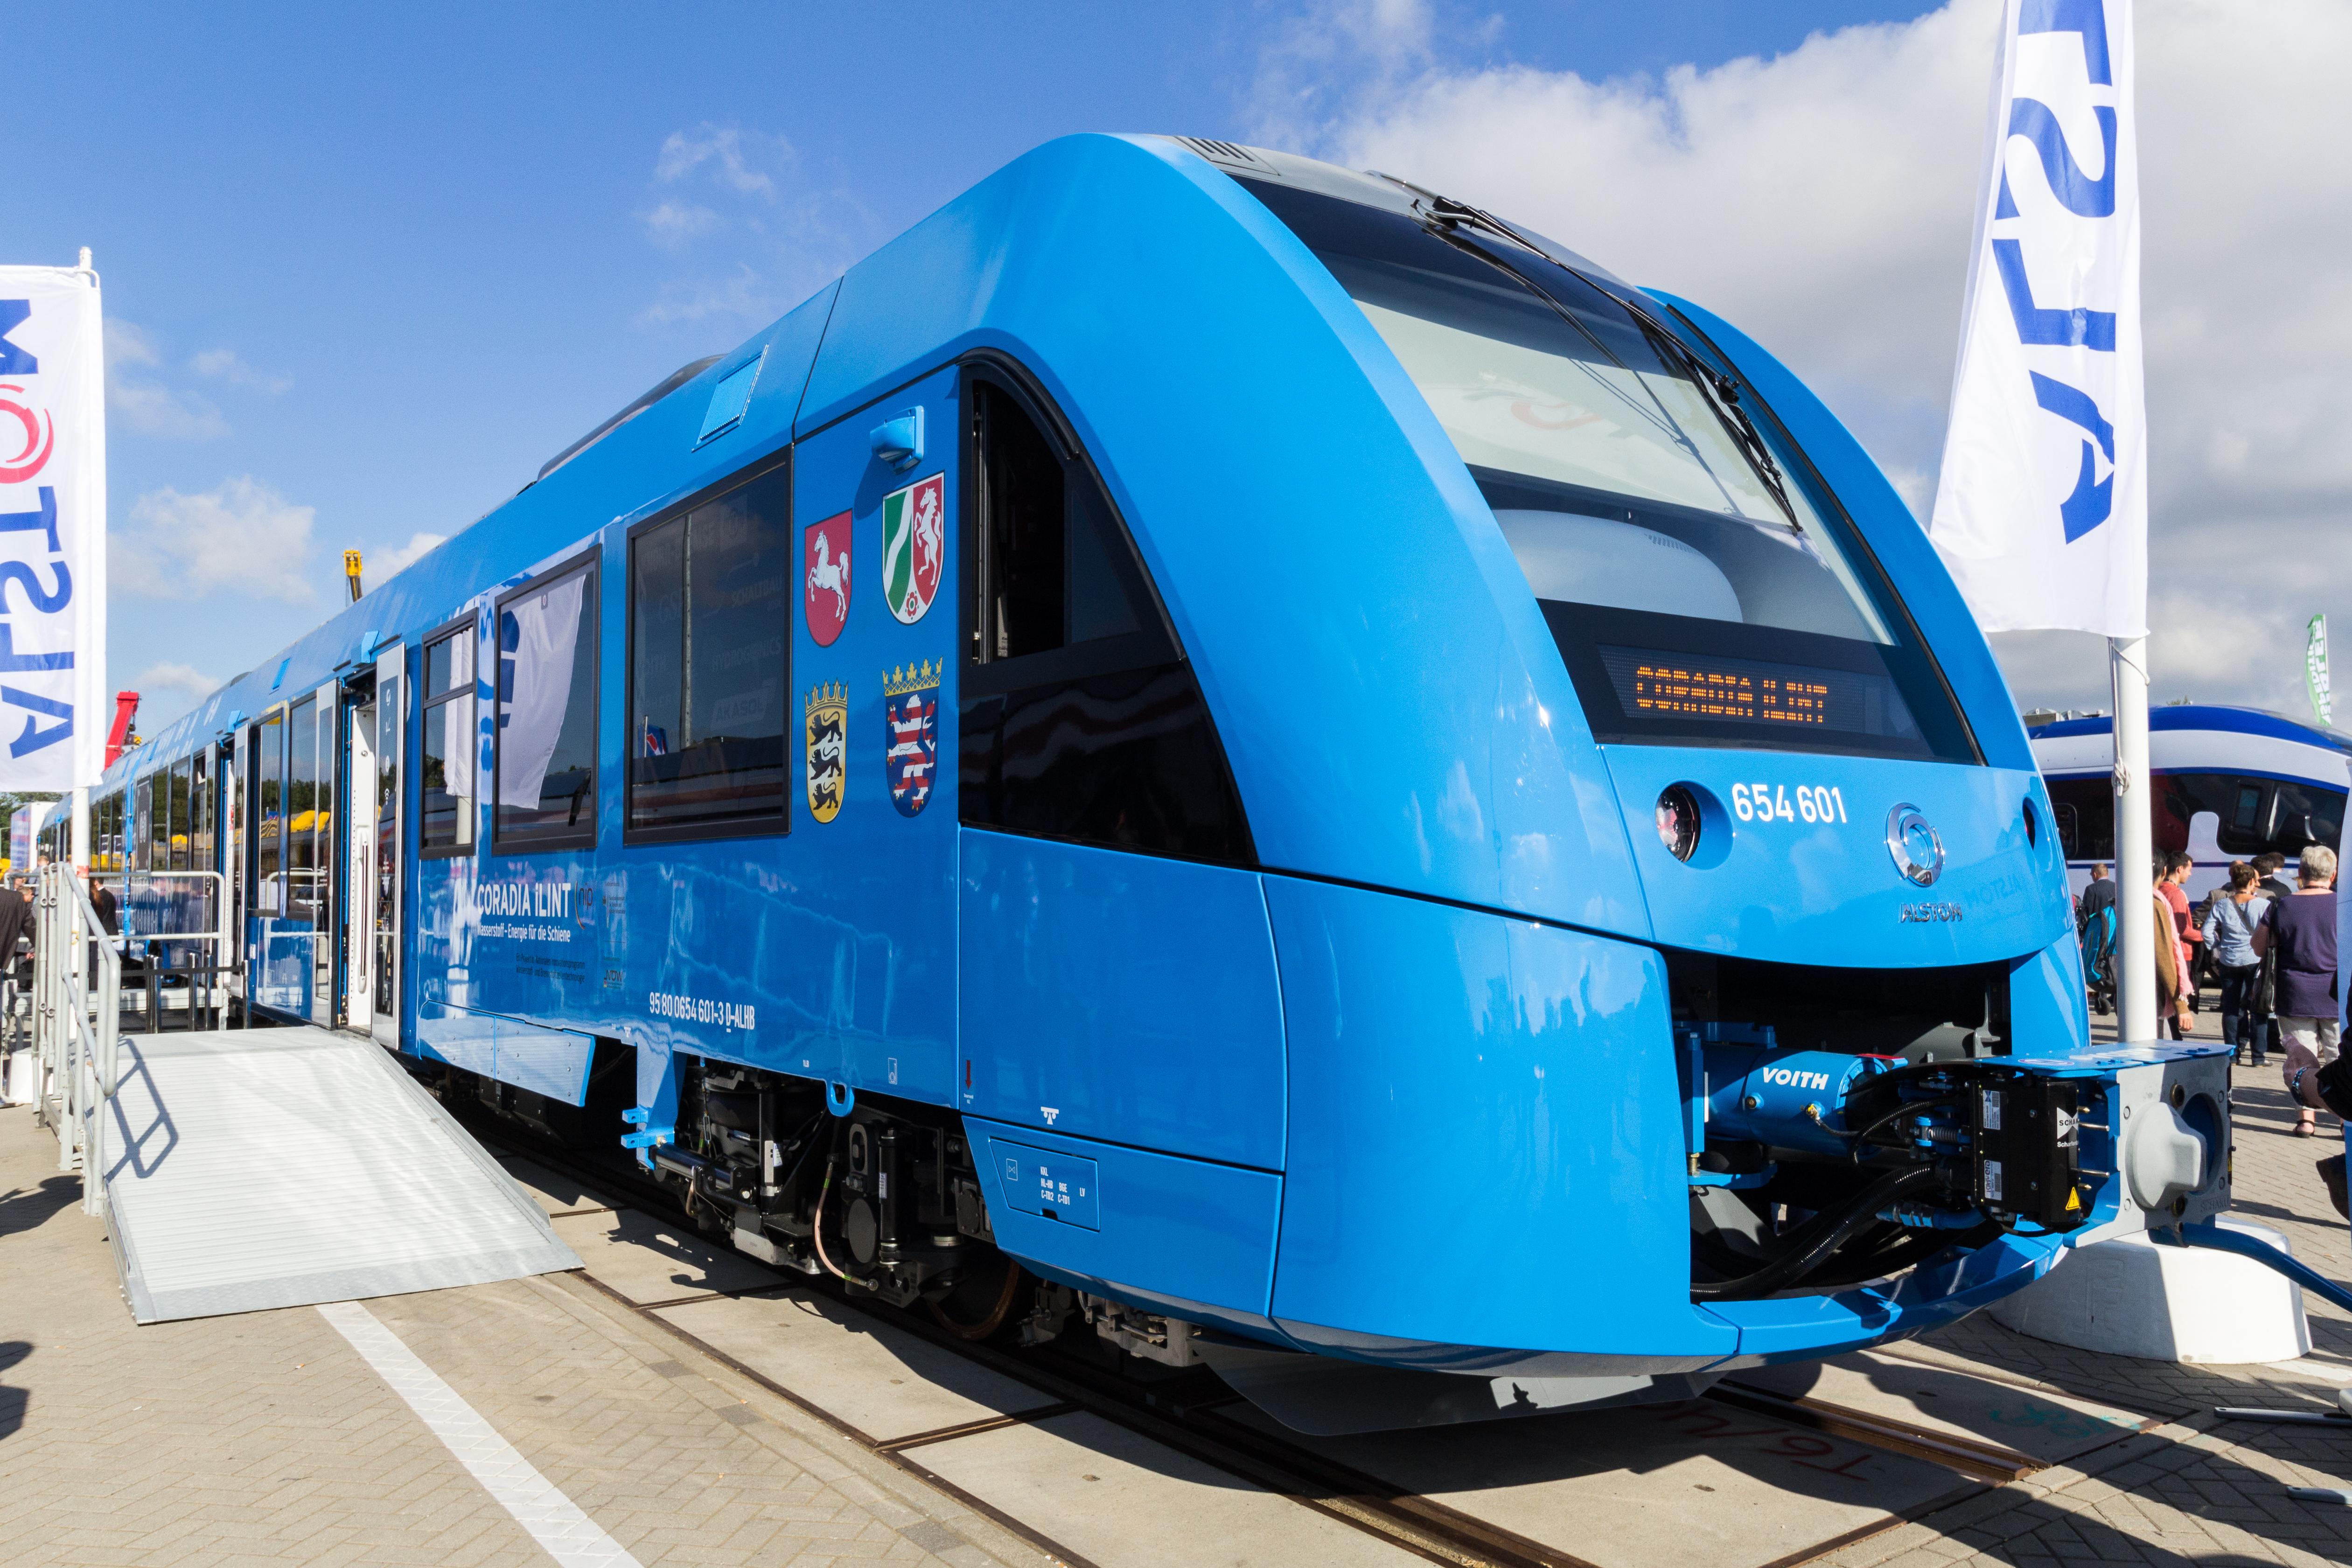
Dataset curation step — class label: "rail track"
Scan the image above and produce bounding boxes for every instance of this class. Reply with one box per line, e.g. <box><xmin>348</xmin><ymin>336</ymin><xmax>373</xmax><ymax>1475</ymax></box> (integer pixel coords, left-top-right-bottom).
<box><xmin>461</xmin><ymin>1109</ymin><xmax>2113</xmax><ymax>1568</ymax></box>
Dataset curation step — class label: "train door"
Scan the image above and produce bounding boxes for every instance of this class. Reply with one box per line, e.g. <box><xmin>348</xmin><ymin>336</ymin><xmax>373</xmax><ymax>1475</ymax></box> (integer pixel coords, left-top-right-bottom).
<box><xmin>343</xmin><ymin>679</ymin><xmax>377</xmax><ymax>1032</ymax></box>
<box><xmin>298</xmin><ymin>681</ymin><xmax>338</xmax><ymax>1023</ymax></box>
<box><xmin>227</xmin><ymin>727</ymin><xmax>246</xmax><ymax>1002</ymax></box>
<box><xmin>371</xmin><ymin>642</ymin><xmax>404</xmax><ymax>1047</ymax></box>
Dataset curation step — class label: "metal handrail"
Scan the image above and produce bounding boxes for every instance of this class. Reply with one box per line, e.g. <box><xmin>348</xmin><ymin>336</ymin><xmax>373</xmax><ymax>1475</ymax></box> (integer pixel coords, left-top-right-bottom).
<box><xmin>32</xmin><ymin>865</ymin><xmax>122</xmax><ymax>1217</ymax></box>
<box><xmin>95</xmin><ymin>869</ymin><xmax>236</xmax><ymax>1032</ymax></box>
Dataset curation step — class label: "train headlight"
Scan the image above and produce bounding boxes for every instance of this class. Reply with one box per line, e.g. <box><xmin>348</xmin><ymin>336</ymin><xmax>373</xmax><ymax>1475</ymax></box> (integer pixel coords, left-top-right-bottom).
<box><xmin>1655</xmin><ymin>785</ymin><xmax>1702</xmax><ymax>862</ymax></box>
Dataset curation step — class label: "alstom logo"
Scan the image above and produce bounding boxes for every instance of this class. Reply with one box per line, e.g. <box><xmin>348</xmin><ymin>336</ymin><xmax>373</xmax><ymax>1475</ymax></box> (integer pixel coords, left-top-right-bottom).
<box><xmin>1759</xmin><ymin>1067</ymin><xmax>1834</xmax><ymax>1092</ymax></box>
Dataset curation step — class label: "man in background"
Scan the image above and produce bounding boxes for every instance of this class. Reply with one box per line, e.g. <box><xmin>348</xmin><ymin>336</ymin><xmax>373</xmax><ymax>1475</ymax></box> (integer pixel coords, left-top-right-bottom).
<box><xmin>2078</xmin><ymin>862</ymin><xmax>2116</xmax><ymax>930</ymax></box>
<box><xmin>2253</xmin><ymin>851</ymin><xmax>2295</xmax><ymax>1060</ymax></box>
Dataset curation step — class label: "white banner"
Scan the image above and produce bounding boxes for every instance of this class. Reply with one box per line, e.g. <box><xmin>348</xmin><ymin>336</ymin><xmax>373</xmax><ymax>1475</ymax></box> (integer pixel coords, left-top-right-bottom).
<box><xmin>1928</xmin><ymin>0</ymin><xmax>2144</xmax><ymax>637</ymax></box>
<box><xmin>2308</xmin><ymin>613</ymin><xmax>2332</xmax><ymax>727</ymax></box>
<box><xmin>0</xmin><ymin>264</ymin><xmax>106</xmax><ymax>789</ymax></box>
<box><xmin>496</xmin><ymin>571</ymin><xmax>585</xmax><ymax>807</ymax></box>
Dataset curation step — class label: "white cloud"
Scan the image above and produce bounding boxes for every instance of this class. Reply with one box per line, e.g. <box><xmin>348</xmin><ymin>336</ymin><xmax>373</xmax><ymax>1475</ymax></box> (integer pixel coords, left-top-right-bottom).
<box><xmin>643</xmin><ymin>199</ymin><xmax>721</xmax><ymax>250</ymax></box>
<box><xmin>112</xmin><ymin>477</ymin><xmax>318</xmax><ymax>605</ymax></box>
<box><xmin>656</xmin><ymin>126</ymin><xmax>780</xmax><ymax>195</ymax></box>
<box><xmin>1254</xmin><ymin>0</ymin><xmax>2352</xmax><ymax>715</ymax></box>
<box><xmin>134</xmin><ymin>661</ymin><xmax>223</xmax><ymax>706</ymax></box>
<box><xmin>104</xmin><ymin>317</ymin><xmax>230</xmax><ymax>439</ymax></box>
<box><xmin>104</xmin><ymin>318</ymin><xmax>161</xmax><ymax>370</ymax></box>
<box><xmin>189</xmin><ymin>348</ymin><xmax>292</xmax><ymax>394</ymax></box>
<box><xmin>639</xmin><ymin>264</ymin><xmax>771</xmax><ymax>326</ymax></box>
<box><xmin>368</xmin><ymin>530</ymin><xmax>447</xmax><ymax>581</ymax></box>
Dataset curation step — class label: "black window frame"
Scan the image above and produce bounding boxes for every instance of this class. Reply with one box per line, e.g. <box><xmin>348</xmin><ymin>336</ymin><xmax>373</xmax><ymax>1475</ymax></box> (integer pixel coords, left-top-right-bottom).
<box><xmin>961</xmin><ymin>358</ymin><xmax>1179</xmax><ymax>700</ymax></box>
<box><xmin>491</xmin><ymin>546</ymin><xmax>603</xmax><ymax>855</ymax></box>
<box><xmin>621</xmin><ymin>445</ymin><xmax>795</xmax><ymax>848</ymax></box>
<box><xmin>417</xmin><ymin>610</ymin><xmax>482</xmax><ymax>862</ymax></box>
<box><xmin>957</xmin><ymin>352</ymin><xmax>1257</xmax><ymax>868</ymax></box>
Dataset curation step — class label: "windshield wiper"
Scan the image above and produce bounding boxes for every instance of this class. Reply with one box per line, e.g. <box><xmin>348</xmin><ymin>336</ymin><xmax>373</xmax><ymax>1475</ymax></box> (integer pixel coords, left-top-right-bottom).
<box><xmin>1374</xmin><ymin>174</ymin><xmax>1803</xmax><ymax>530</ymax></box>
<box><xmin>1634</xmin><ymin>313</ymin><xmax>1800</xmax><ymax>529</ymax></box>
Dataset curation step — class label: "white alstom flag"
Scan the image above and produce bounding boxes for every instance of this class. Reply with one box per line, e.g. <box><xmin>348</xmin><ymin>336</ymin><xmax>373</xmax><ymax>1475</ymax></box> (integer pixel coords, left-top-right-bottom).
<box><xmin>0</xmin><ymin>265</ymin><xmax>106</xmax><ymax>789</ymax></box>
<box><xmin>1928</xmin><ymin>0</ymin><xmax>2144</xmax><ymax>637</ymax></box>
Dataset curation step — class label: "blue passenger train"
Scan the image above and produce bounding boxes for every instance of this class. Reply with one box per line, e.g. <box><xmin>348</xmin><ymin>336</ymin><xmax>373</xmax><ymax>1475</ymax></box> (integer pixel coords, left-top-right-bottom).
<box><xmin>77</xmin><ymin>136</ymin><xmax>2227</xmax><ymax>1429</ymax></box>
<box><xmin>2030</xmin><ymin>705</ymin><xmax>2350</xmax><ymax>903</ymax></box>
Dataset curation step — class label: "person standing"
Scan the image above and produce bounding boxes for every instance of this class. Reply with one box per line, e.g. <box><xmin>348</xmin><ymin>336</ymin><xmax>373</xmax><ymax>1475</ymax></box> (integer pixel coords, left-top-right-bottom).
<box><xmin>2078</xmin><ymin>863</ymin><xmax>2116</xmax><ymax>930</ymax></box>
<box><xmin>2202</xmin><ymin>862</ymin><xmax>2269</xmax><ymax>1065</ymax></box>
<box><xmin>2158</xmin><ymin>851</ymin><xmax>2200</xmax><ymax>1031</ymax></box>
<box><xmin>2255</xmin><ymin>851</ymin><xmax>2296</xmax><ymax>901</ymax></box>
<box><xmin>0</xmin><ymin>876</ymin><xmax>29</xmax><ymax>982</ymax></box>
<box><xmin>2149</xmin><ymin>858</ymin><xmax>2184</xmax><ymax>1040</ymax></box>
<box><xmin>2252</xmin><ymin>845</ymin><xmax>2341</xmax><ymax>1137</ymax></box>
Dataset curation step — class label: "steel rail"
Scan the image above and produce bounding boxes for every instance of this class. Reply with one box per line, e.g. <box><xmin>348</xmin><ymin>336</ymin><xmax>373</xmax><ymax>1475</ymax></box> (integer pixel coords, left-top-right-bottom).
<box><xmin>459</xmin><ymin>1112</ymin><xmax>2092</xmax><ymax>1568</ymax></box>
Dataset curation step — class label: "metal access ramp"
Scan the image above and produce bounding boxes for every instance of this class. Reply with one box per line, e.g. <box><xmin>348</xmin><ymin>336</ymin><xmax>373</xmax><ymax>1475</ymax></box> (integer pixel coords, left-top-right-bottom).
<box><xmin>101</xmin><ymin>1025</ymin><xmax>580</xmax><ymax>1324</ymax></box>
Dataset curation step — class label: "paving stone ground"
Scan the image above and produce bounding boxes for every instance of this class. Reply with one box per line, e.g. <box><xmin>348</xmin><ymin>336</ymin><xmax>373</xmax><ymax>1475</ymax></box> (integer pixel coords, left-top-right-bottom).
<box><xmin>1818</xmin><ymin>1000</ymin><xmax>2352</xmax><ymax>1568</ymax></box>
<box><xmin>3</xmin><ymin>990</ymin><xmax>2350</xmax><ymax>1568</ymax></box>
<box><xmin>0</xmin><ymin>1098</ymin><xmax>1043</xmax><ymax>1568</ymax></box>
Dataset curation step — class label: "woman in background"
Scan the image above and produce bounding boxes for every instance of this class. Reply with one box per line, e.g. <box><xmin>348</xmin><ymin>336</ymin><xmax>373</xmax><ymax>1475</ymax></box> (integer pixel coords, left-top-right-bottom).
<box><xmin>2201</xmin><ymin>862</ymin><xmax>2268</xmax><ymax>1066</ymax></box>
<box><xmin>2252</xmin><ymin>844</ymin><xmax>2340</xmax><ymax>1137</ymax></box>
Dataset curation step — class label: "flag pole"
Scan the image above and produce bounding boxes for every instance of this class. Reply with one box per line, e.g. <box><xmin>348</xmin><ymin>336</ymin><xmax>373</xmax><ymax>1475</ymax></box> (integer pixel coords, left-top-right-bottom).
<box><xmin>2111</xmin><ymin>635</ymin><xmax>2155</xmax><ymax>1040</ymax></box>
<box><xmin>69</xmin><ymin>246</ymin><xmax>96</xmax><ymax>883</ymax></box>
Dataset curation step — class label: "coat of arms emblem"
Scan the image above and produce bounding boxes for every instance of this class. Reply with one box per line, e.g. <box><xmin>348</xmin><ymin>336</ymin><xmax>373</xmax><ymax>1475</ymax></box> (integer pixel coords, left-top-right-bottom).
<box><xmin>804</xmin><ymin>682</ymin><xmax>846</xmax><ymax>823</ymax></box>
<box><xmin>804</xmin><ymin>510</ymin><xmax>852</xmax><ymax>647</ymax></box>
<box><xmin>879</xmin><ymin>474</ymin><xmax>944</xmax><ymax>625</ymax></box>
<box><xmin>883</xmin><ymin>662</ymin><xmax>941</xmax><ymax>817</ymax></box>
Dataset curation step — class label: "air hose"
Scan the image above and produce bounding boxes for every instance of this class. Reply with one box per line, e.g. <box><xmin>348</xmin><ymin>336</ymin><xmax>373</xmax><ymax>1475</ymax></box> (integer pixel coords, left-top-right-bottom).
<box><xmin>1692</xmin><ymin>1164</ymin><xmax>1943</xmax><ymax>1301</ymax></box>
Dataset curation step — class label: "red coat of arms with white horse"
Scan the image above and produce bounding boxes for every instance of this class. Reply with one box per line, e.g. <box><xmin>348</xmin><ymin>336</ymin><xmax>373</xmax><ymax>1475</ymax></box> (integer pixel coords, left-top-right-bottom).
<box><xmin>804</xmin><ymin>510</ymin><xmax>852</xmax><ymax>647</ymax></box>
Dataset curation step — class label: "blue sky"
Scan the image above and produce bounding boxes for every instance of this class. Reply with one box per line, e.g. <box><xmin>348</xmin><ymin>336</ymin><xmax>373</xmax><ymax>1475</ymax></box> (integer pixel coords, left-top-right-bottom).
<box><xmin>8</xmin><ymin>0</ymin><xmax>2105</xmax><ymax>732</ymax></box>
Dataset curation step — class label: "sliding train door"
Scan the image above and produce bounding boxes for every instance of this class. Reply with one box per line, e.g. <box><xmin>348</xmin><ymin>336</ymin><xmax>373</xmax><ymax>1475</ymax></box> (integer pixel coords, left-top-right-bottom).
<box><xmin>372</xmin><ymin>643</ymin><xmax>403</xmax><ymax>1047</ymax></box>
<box><xmin>344</xmin><ymin>681</ymin><xmax>377</xmax><ymax>1032</ymax></box>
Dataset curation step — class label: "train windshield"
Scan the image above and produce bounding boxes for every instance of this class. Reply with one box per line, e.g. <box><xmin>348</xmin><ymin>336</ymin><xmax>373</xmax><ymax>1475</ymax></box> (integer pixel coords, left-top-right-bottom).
<box><xmin>1244</xmin><ymin>179</ymin><xmax>1978</xmax><ymax>764</ymax></box>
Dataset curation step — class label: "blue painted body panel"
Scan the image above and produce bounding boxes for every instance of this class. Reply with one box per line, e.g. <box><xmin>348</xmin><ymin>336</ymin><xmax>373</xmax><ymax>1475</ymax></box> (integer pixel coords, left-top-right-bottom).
<box><xmin>1261</xmin><ymin>876</ymin><xmax>1738</xmax><ymax>1362</ymax></box>
<box><xmin>966</xmin><ymin>1116</ymin><xmax>1284</xmax><ymax>1332</ymax></box>
<box><xmin>91</xmin><ymin>132</ymin><xmax>2146</xmax><ymax>1379</ymax></box>
<box><xmin>958</xmin><ymin>832</ymin><xmax>1287</xmax><ymax>1170</ymax></box>
<box><xmin>1599</xmin><ymin>748</ymin><xmax>2073</xmax><ymax>969</ymax></box>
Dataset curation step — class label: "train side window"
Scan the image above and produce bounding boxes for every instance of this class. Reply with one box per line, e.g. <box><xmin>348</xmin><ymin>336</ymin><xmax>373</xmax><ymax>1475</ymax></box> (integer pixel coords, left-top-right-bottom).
<box><xmin>133</xmin><ymin>775</ymin><xmax>153</xmax><ymax>873</ymax></box>
<box><xmin>626</xmin><ymin>461</ymin><xmax>792</xmax><ymax>840</ymax></box>
<box><xmin>2270</xmin><ymin>779</ymin><xmax>2344</xmax><ymax>857</ymax></box>
<box><xmin>419</xmin><ymin>618</ymin><xmax>477</xmax><ymax>856</ymax></box>
<box><xmin>494</xmin><ymin>553</ymin><xmax>600</xmax><ymax>851</ymax></box>
<box><xmin>289</xmin><ymin>697</ymin><xmax>323</xmax><ymax>930</ymax></box>
<box><xmin>2044</xmin><ymin>776</ymin><xmax>2114</xmax><ymax>862</ymax></box>
<box><xmin>2053</xmin><ymin>801</ymin><xmax>2080</xmax><ymax>859</ymax></box>
<box><xmin>961</xmin><ymin>368</ymin><xmax>1255</xmax><ymax>865</ymax></box>
<box><xmin>255</xmin><ymin>710</ymin><xmax>285</xmax><ymax>906</ymax></box>
<box><xmin>169</xmin><ymin>757</ymin><xmax>192</xmax><ymax>871</ymax></box>
<box><xmin>191</xmin><ymin>751</ymin><xmax>213</xmax><ymax>871</ymax></box>
<box><xmin>2231</xmin><ymin>781</ymin><xmax>2264</xmax><ymax>835</ymax></box>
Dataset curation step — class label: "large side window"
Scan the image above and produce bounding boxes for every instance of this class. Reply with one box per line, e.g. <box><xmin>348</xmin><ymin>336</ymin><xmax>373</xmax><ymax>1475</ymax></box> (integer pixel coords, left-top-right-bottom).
<box><xmin>496</xmin><ymin>554</ymin><xmax>599</xmax><ymax>850</ymax></box>
<box><xmin>960</xmin><ymin>370</ymin><xmax>1253</xmax><ymax>864</ymax></box>
<box><xmin>627</xmin><ymin>463</ymin><xmax>791</xmax><ymax>839</ymax></box>
<box><xmin>191</xmin><ymin>751</ymin><xmax>213</xmax><ymax>872</ymax></box>
<box><xmin>169</xmin><ymin>757</ymin><xmax>192</xmax><ymax>871</ymax></box>
<box><xmin>255</xmin><ymin>709</ymin><xmax>285</xmax><ymax>908</ymax></box>
<box><xmin>2046</xmin><ymin>776</ymin><xmax>2112</xmax><ymax>861</ymax></box>
<box><xmin>96</xmin><ymin>791</ymin><xmax>122</xmax><ymax>872</ymax></box>
<box><xmin>420</xmin><ymin>619</ymin><xmax>477</xmax><ymax>855</ymax></box>
<box><xmin>133</xmin><ymin>775</ymin><xmax>153</xmax><ymax>873</ymax></box>
<box><xmin>288</xmin><ymin>697</ymin><xmax>322</xmax><ymax>927</ymax></box>
<box><xmin>2158</xmin><ymin>771</ymin><xmax>2346</xmax><ymax>858</ymax></box>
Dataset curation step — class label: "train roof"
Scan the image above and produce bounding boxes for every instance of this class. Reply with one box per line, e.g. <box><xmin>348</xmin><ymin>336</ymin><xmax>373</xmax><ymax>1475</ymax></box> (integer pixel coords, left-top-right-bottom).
<box><xmin>95</xmin><ymin>124</ymin><xmax>2038</xmax><ymax>895</ymax></box>
<box><xmin>2027</xmin><ymin>704</ymin><xmax>2352</xmax><ymax>755</ymax></box>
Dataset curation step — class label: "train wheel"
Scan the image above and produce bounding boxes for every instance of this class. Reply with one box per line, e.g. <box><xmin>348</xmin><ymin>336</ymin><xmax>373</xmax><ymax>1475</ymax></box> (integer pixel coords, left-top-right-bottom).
<box><xmin>927</xmin><ymin>1252</ymin><xmax>1026</xmax><ymax>1341</ymax></box>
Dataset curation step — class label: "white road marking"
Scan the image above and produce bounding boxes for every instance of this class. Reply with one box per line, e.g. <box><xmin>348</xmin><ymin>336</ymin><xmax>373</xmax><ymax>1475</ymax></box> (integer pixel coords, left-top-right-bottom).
<box><xmin>318</xmin><ymin>1299</ymin><xmax>644</xmax><ymax>1568</ymax></box>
